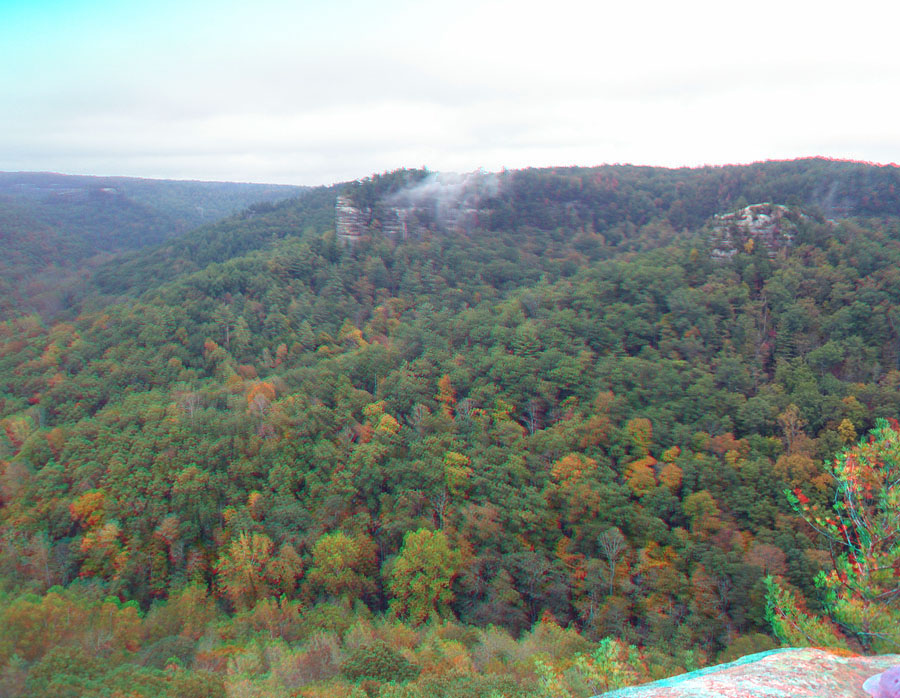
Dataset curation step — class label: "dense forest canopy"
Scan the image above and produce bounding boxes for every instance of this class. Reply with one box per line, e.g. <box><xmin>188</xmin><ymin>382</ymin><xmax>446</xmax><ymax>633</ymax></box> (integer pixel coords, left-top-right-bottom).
<box><xmin>1</xmin><ymin>158</ymin><xmax>900</xmax><ymax>697</ymax></box>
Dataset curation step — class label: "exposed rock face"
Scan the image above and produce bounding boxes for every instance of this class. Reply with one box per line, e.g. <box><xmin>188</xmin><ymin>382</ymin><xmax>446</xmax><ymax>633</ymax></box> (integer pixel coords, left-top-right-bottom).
<box><xmin>708</xmin><ymin>203</ymin><xmax>804</xmax><ymax>260</ymax></box>
<box><xmin>335</xmin><ymin>195</ymin><xmax>368</xmax><ymax>243</ymax></box>
<box><xmin>334</xmin><ymin>172</ymin><xmax>493</xmax><ymax>244</ymax></box>
<box><xmin>596</xmin><ymin>648</ymin><xmax>900</xmax><ymax>698</ymax></box>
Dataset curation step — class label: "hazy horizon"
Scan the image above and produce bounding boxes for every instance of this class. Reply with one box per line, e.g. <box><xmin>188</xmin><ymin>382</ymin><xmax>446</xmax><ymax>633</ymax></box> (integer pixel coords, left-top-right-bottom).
<box><xmin>4</xmin><ymin>155</ymin><xmax>900</xmax><ymax>189</ymax></box>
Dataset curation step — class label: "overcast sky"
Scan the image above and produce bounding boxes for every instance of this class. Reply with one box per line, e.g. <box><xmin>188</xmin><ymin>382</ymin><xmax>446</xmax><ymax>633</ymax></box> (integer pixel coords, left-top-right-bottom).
<box><xmin>2</xmin><ymin>0</ymin><xmax>899</xmax><ymax>185</ymax></box>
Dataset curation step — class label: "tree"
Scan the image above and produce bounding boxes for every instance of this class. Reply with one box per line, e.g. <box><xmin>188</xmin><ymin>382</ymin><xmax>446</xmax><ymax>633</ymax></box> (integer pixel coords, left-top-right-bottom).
<box><xmin>305</xmin><ymin>531</ymin><xmax>378</xmax><ymax>604</ymax></box>
<box><xmin>214</xmin><ymin>531</ymin><xmax>301</xmax><ymax>611</ymax></box>
<box><xmin>175</xmin><ymin>388</ymin><xmax>203</xmax><ymax>422</ymax></box>
<box><xmin>624</xmin><ymin>456</ymin><xmax>657</xmax><ymax>497</ymax></box>
<box><xmin>247</xmin><ymin>381</ymin><xmax>276</xmax><ymax>418</ymax></box>
<box><xmin>546</xmin><ymin>453</ymin><xmax>603</xmax><ymax>526</ymax></box>
<box><xmin>435</xmin><ymin>374</ymin><xmax>456</xmax><ymax>417</ymax></box>
<box><xmin>388</xmin><ymin>528</ymin><xmax>461</xmax><ymax>624</ymax></box>
<box><xmin>768</xmin><ymin>418</ymin><xmax>900</xmax><ymax>652</ymax></box>
<box><xmin>764</xmin><ymin>576</ymin><xmax>848</xmax><ymax>650</ymax></box>
<box><xmin>598</xmin><ymin>527</ymin><xmax>627</xmax><ymax>596</ymax></box>
<box><xmin>682</xmin><ymin>490</ymin><xmax>722</xmax><ymax>536</ymax></box>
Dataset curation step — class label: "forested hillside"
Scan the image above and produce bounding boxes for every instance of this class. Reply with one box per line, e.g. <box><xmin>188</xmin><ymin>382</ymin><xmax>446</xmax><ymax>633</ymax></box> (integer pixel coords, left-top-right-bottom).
<box><xmin>0</xmin><ymin>172</ymin><xmax>302</xmax><ymax>321</ymax></box>
<box><xmin>1</xmin><ymin>159</ymin><xmax>900</xmax><ymax>697</ymax></box>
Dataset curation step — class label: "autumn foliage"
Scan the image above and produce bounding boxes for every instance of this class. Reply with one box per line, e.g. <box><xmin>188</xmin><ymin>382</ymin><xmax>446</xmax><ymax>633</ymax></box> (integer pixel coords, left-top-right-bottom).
<box><xmin>3</xmin><ymin>161</ymin><xmax>900</xmax><ymax>694</ymax></box>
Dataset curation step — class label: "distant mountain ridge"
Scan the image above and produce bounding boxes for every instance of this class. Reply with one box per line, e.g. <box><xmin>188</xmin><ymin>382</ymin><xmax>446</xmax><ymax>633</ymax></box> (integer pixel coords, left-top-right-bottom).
<box><xmin>0</xmin><ymin>172</ymin><xmax>304</xmax><ymax>319</ymax></box>
<box><xmin>4</xmin><ymin>158</ymin><xmax>900</xmax><ymax>320</ymax></box>
<box><xmin>0</xmin><ymin>171</ymin><xmax>304</xmax><ymax>243</ymax></box>
<box><xmin>85</xmin><ymin>158</ymin><xmax>900</xmax><ymax>304</ymax></box>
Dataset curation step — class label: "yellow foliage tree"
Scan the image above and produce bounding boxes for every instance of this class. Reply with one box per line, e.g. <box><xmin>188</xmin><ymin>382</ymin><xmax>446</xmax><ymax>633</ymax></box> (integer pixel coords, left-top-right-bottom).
<box><xmin>306</xmin><ymin>531</ymin><xmax>378</xmax><ymax>603</ymax></box>
<box><xmin>624</xmin><ymin>455</ymin><xmax>658</xmax><ymax>497</ymax></box>
<box><xmin>388</xmin><ymin>529</ymin><xmax>461</xmax><ymax>625</ymax></box>
<box><xmin>215</xmin><ymin>531</ymin><xmax>295</xmax><ymax>611</ymax></box>
<box><xmin>436</xmin><ymin>374</ymin><xmax>456</xmax><ymax>417</ymax></box>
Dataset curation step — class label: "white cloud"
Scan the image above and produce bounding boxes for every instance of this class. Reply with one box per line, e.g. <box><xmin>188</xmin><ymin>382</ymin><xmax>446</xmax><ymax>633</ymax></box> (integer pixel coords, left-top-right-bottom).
<box><xmin>2</xmin><ymin>0</ymin><xmax>899</xmax><ymax>183</ymax></box>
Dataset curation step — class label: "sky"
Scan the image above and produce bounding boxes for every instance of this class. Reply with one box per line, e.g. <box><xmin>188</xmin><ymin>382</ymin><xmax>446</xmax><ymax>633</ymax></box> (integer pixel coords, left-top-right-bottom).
<box><xmin>2</xmin><ymin>0</ymin><xmax>899</xmax><ymax>185</ymax></box>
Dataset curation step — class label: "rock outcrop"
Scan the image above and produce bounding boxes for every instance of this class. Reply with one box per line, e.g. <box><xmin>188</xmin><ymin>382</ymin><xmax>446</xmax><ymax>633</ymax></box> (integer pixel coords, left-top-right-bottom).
<box><xmin>596</xmin><ymin>648</ymin><xmax>900</xmax><ymax>698</ymax></box>
<box><xmin>335</xmin><ymin>195</ymin><xmax>368</xmax><ymax>243</ymax></box>
<box><xmin>708</xmin><ymin>203</ymin><xmax>805</xmax><ymax>260</ymax></box>
<box><xmin>334</xmin><ymin>171</ymin><xmax>493</xmax><ymax>244</ymax></box>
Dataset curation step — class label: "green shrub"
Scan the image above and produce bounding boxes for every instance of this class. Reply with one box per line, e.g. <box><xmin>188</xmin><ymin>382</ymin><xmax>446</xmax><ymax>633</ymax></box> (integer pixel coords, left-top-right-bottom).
<box><xmin>340</xmin><ymin>641</ymin><xmax>419</xmax><ymax>683</ymax></box>
<box><xmin>138</xmin><ymin>635</ymin><xmax>197</xmax><ymax>670</ymax></box>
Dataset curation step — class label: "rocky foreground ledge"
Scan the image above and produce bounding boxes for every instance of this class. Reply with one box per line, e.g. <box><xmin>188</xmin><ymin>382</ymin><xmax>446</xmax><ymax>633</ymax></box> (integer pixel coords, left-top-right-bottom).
<box><xmin>596</xmin><ymin>648</ymin><xmax>900</xmax><ymax>698</ymax></box>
